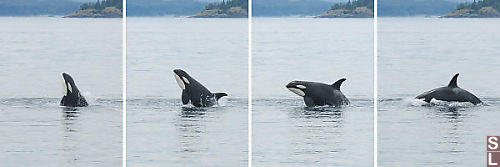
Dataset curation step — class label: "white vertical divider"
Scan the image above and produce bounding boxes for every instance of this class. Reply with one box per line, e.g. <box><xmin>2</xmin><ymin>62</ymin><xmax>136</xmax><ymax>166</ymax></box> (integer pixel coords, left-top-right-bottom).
<box><xmin>373</xmin><ymin>0</ymin><xmax>378</xmax><ymax>166</ymax></box>
<box><xmin>248</xmin><ymin>0</ymin><xmax>253</xmax><ymax>166</ymax></box>
<box><xmin>122</xmin><ymin>0</ymin><xmax>127</xmax><ymax>166</ymax></box>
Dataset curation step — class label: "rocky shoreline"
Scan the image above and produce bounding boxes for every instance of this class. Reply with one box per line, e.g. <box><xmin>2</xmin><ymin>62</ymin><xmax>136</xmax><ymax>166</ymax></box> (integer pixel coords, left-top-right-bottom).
<box><xmin>65</xmin><ymin>7</ymin><xmax>122</xmax><ymax>18</ymax></box>
<box><xmin>315</xmin><ymin>7</ymin><xmax>373</xmax><ymax>18</ymax></box>
<box><xmin>442</xmin><ymin>7</ymin><xmax>500</xmax><ymax>18</ymax></box>
<box><xmin>189</xmin><ymin>7</ymin><xmax>247</xmax><ymax>18</ymax></box>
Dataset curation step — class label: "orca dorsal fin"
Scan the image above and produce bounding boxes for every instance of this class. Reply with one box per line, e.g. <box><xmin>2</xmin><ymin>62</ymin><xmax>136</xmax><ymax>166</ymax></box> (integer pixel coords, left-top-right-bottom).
<box><xmin>332</xmin><ymin>78</ymin><xmax>346</xmax><ymax>90</ymax></box>
<box><xmin>448</xmin><ymin>73</ymin><xmax>459</xmax><ymax>88</ymax></box>
<box><xmin>215</xmin><ymin>93</ymin><xmax>228</xmax><ymax>101</ymax></box>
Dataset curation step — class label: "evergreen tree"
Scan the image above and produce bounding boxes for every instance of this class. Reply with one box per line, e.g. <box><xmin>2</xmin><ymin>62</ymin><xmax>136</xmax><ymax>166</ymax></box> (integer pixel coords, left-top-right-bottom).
<box><xmin>78</xmin><ymin>0</ymin><xmax>123</xmax><ymax>11</ymax></box>
<box><xmin>203</xmin><ymin>0</ymin><xmax>248</xmax><ymax>11</ymax></box>
<box><xmin>454</xmin><ymin>0</ymin><xmax>500</xmax><ymax>11</ymax></box>
<box><xmin>330</xmin><ymin>0</ymin><xmax>374</xmax><ymax>11</ymax></box>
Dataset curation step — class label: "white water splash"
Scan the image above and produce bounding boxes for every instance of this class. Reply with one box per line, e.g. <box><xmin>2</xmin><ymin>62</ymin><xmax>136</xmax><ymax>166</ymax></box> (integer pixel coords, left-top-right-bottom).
<box><xmin>217</xmin><ymin>98</ymin><xmax>228</xmax><ymax>106</ymax></box>
<box><xmin>405</xmin><ymin>98</ymin><xmax>428</xmax><ymax>106</ymax></box>
<box><xmin>429</xmin><ymin>99</ymin><xmax>475</xmax><ymax>107</ymax></box>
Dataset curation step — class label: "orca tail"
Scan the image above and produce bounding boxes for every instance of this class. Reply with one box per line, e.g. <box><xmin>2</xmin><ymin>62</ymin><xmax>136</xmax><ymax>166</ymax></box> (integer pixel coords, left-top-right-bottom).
<box><xmin>448</xmin><ymin>73</ymin><xmax>459</xmax><ymax>88</ymax></box>
<box><xmin>332</xmin><ymin>78</ymin><xmax>347</xmax><ymax>90</ymax></box>
<box><xmin>215</xmin><ymin>93</ymin><xmax>228</xmax><ymax>101</ymax></box>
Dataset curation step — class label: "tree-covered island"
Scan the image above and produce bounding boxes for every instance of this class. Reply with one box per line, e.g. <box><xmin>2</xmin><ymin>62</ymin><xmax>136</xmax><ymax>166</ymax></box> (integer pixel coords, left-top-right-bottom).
<box><xmin>65</xmin><ymin>0</ymin><xmax>122</xmax><ymax>18</ymax></box>
<box><xmin>190</xmin><ymin>0</ymin><xmax>248</xmax><ymax>18</ymax></box>
<box><xmin>316</xmin><ymin>0</ymin><xmax>373</xmax><ymax>18</ymax></box>
<box><xmin>442</xmin><ymin>0</ymin><xmax>500</xmax><ymax>18</ymax></box>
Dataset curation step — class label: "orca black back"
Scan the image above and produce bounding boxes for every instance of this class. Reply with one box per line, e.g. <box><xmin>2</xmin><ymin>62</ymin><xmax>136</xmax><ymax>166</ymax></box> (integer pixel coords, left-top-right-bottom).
<box><xmin>416</xmin><ymin>73</ymin><xmax>481</xmax><ymax>105</ymax></box>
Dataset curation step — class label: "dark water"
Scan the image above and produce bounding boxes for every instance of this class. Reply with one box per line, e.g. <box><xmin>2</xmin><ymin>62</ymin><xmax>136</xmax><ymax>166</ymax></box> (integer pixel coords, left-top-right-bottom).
<box><xmin>126</xmin><ymin>18</ymin><xmax>248</xmax><ymax>166</ymax></box>
<box><xmin>253</xmin><ymin>18</ymin><xmax>373</xmax><ymax>166</ymax></box>
<box><xmin>0</xmin><ymin>17</ymin><xmax>122</xmax><ymax>167</ymax></box>
<box><xmin>379</xmin><ymin>17</ymin><xmax>500</xmax><ymax>166</ymax></box>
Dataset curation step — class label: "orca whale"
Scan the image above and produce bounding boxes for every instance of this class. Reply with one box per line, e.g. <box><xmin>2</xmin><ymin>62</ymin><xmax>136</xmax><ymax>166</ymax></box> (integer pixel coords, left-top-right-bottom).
<box><xmin>286</xmin><ymin>78</ymin><xmax>350</xmax><ymax>107</ymax></box>
<box><xmin>60</xmin><ymin>73</ymin><xmax>88</xmax><ymax>107</ymax></box>
<box><xmin>173</xmin><ymin>69</ymin><xmax>227</xmax><ymax>107</ymax></box>
<box><xmin>416</xmin><ymin>73</ymin><xmax>482</xmax><ymax>105</ymax></box>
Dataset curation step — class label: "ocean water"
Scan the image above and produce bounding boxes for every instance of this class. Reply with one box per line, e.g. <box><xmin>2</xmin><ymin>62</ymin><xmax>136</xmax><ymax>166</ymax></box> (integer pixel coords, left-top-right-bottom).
<box><xmin>252</xmin><ymin>18</ymin><xmax>374</xmax><ymax>166</ymax></box>
<box><xmin>379</xmin><ymin>17</ymin><xmax>500</xmax><ymax>166</ymax></box>
<box><xmin>0</xmin><ymin>17</ymin><xmax>122</xmax><ymax>166</ymax></box>
<box><xmin>126</xmin><ymin>18</ymin><xmax>248</xmax><ymax>166</ymax></box>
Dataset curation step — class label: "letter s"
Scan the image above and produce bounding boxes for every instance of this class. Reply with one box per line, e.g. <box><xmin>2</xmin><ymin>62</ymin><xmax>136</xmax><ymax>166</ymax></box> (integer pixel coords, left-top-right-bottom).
<box><xmin>489</xmin><ymin>137</ymin><xmax>498</xmax><ymax>150</ymax></box>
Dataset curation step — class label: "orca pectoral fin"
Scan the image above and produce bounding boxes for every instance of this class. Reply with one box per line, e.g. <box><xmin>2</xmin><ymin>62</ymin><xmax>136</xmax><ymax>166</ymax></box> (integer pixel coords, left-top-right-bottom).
<box><xmin>304</xmin><ymin>97</ymin><xmax>315</xmax><ymax>107</ymax></box>
<box><xmin>415</xmin><ymin>94</ymin><xmax>427</xmax><ymax>102</ymax></box>
<box><xmin>182</xmin><ymin>91</ymin><xmax>190</xmax><ymax>104</ymax></box>
<box><xmin>416</xmin><ymin>95</ymin><xmax>432</xmax><ymax>103</ymax></box>
<box><xmin>416</xmin><ymin>89</ymin><xmax>436</xmax><ymax>103</ymax></box>
<box><xmin>214</xmin><ymin>93</ymin><xmax>228</xmax><ymax>101</ymax></box>
<box><xmin>423</xmin><ymin>97</ymin><xmax>433</xmax><ymax>103</ymax></box>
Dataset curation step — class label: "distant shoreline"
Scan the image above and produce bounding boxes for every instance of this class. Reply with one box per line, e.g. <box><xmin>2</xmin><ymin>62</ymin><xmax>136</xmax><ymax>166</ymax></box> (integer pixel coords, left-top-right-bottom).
<box><xmin>0</xmin><ymin>16</ymin><xmax>121</xmax><ymax>19</ymax></box>
<box><xmin>64</xmin><ymin>0</ymin><xmax>122</xmax><ymax>18</ymax></box>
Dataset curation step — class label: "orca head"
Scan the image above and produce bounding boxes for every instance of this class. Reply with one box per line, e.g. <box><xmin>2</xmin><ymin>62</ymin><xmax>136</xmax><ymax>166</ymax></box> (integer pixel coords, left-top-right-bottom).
<box><xmin>62</xmin><ymin>73</ymin><xmax>79</xmax><ymax>97</ymax></box>
<box><xmin>286</xmin><ymin>81</ymin><xmax>308</xmax><ymax>97</ymax></box>
<box><xmin>173</xmin><ymin>69</ymin><xmax>193</xmax><ymax>90</ymax></box>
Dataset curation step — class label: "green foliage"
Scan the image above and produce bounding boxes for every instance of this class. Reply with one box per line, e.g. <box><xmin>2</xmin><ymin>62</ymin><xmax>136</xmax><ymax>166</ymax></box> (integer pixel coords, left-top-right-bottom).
<box><xmin>79</xmin><ymin>0</ymin><xmax>123</xmax><ymax>10</ymax></box>
<box><xmin>331</xmin><ymin>0</ymin><xmax>374</xmax><ymax>10</ymax></box>
<box><xmin>456</xmin><ymin>0</ymin><xmax>500</xmax><ymax>11</ymax></box>
<box><xmin>204</xmin><ymin>0</ymin><xmax>248</xmax><ymax>11</ymax></box>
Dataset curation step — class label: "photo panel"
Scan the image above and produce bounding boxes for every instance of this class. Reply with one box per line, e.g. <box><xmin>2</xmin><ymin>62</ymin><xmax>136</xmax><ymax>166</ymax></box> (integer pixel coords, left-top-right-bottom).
<box><xmin>126</xmin><ymin>0</ymin><xmax>249</xmax><ymax>166</ymax></box>
<box><xmin>0</xmin><ymin>0</ymin><xmax>123</xmax><ymax>166</ymax></box>
<box><xmin>378</xmin><ymin>0</ymin><xmax>500</xmax><ymax>166</ymax></box>
<box><xmin>252</xmin><ymin>0</ymin><xmax>374</xmax><ymax>166</ymax></box>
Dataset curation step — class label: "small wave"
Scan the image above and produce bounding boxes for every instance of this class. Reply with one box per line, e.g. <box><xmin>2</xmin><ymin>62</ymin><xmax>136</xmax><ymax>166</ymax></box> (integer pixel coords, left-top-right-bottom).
<box><xmin>0</xmin><ymin>97</ymin><xmax>120</xmax><ymax>109</ymax></box>
<box><xmin>407</xmin><ymin>98</ymin><xmax>429</xmax><ymax>106</ymax></box>
<box><xmin>309</xmin><ymin>104</ymin><xmax>348</xmax><ymax>109</ymax></box>
<box><xmin>180</xmin><ymin>108</ymin><xmax>207</xmax><ymax>117</ymax></box>
<box><xmin>181</xmin><ymin>106</ymin><xmax>209</xmax><ymax>112</ymax></box>
<box><xmin>288</xmin><ymin>106</ymin><xmax>343</xmax><ymax>119</ymax></box>
<box><xmin>59</xmin><ymin>106</ymin><xmax>80</xmax><ymax>111</ymax></box>
<box><xmin>378</xmin><ymin>98</ymin><xmax>404</xmax><ymax>102</ymax></box>
<box><xmin>82</xmin><ymin>91</ymin><xmax>97</xmax><ymax>105</ymax></box>
<box><xmin>0</xmin><ymin>98</ymin><xmax>58</xmax><ymax>107</ymax></box>
<box><xmin>405</xmin><ymin>98</ymin><xmax>480</xmax><ymax>113</ymax></box>
<box><xmin>126</xmin><ymin>97</ymin><xmax>245</xmax><ymax>107</ymax></box>
<box><xmin>428</xmin><ymin>99</ymin><xmax>476</xmax><ymax>108</ymax></box>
